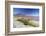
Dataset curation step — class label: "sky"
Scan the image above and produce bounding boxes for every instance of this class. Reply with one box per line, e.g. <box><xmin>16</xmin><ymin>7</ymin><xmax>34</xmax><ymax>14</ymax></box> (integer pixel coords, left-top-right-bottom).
<box><xmin>13</xmin><ymin>8</ymin><xmax>39</xmax><ymax>16</ymax></box>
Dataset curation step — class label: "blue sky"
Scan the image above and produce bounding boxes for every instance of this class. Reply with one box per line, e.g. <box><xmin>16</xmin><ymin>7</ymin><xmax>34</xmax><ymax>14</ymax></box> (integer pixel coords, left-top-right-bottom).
<box><xmin>13</xmin><ymin>8</ymin><xmax>39</xmax><ymax>16</ymax></box>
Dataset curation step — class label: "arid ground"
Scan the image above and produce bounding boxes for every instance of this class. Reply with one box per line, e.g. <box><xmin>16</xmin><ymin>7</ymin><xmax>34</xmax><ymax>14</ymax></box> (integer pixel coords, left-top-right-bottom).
<box><xmin>13</xmin><ymin>16</ymin><xmax>39</xmax><ymax>28</ymax></box>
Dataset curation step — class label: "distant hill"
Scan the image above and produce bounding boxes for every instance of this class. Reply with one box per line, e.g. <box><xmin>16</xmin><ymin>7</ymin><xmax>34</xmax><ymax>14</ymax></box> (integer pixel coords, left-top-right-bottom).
<box><xmin>15</xmin><ymin>16</ymin><xmax>39</xmax><ymax>21</ymax></box>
